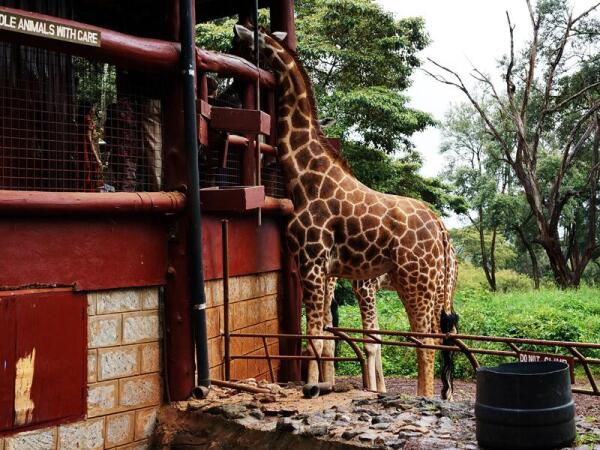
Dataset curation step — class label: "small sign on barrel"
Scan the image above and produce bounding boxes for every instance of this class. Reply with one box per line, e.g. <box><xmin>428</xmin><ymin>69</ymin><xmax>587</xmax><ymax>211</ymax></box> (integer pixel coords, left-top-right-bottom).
<box><xmin>518</xmin><ymin>351</ymin><xmax>575</xmax><ymax>384</ymax></box>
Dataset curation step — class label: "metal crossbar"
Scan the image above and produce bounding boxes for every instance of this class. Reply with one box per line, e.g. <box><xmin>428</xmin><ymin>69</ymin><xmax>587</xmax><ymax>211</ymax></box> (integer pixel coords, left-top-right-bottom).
<box><xmin>225</xmin><ymin>328</ymin><xmax>600</xmax><ymax>396</ymax></box>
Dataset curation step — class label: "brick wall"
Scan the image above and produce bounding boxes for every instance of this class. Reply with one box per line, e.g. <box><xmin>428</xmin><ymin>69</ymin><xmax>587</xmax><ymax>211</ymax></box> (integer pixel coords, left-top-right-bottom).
<box><xmin>205</xmin><ymin>271</ymin><xmax>281</xmax><ymax>381</ymax></box>
<box><xmin>1</xmin><ymin>288</ymin><xmax>161</xmax><ymax>450</ymax></box>
<box><xmin>0</xmin><ymin>272</ymin><xmax>283</xmax><ymax>450</ymax></box>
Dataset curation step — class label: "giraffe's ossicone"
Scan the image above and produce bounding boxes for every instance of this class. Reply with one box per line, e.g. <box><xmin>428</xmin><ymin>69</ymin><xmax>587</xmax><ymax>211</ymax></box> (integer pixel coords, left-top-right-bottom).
<box><xmin>234</xmin><ymin>25</ymin><xmax>459</xmax><ymax>399</ymax></box>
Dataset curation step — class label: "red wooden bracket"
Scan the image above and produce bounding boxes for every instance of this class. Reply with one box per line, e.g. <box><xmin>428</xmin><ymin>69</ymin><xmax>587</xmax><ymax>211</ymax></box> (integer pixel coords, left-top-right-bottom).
<box><xmin>210</xmin><ymin>107</ymin><xmax>271</xmax><ymax>136</ymax></box>
<box><xmin>200</xmin><ymin>186</ymin><xmax>265</xmax><ymax>213</ymax></box>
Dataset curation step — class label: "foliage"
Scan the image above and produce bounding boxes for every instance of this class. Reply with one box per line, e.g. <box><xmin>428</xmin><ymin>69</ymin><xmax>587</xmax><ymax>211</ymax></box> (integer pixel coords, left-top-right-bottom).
<box><xmin>456</xmin><ymin>261</ymin><xmax>533</xmax><ymax>293</ymax></box>
<box><xmin>429</xmin><ymin>0</ymin><xmax>600</xmax><ymax>288</ymax></box>
<box><xmin>451</xmin><ymin>227</ymin><xmax>517</xmax><ymax>270</ymax></box>
<box><xmin>195</xmin><ymin>0</ymin><xmax>465</xmax><ymax>215</ymax></box>
<box><xmin>336</xmin><ymin>285</ymin><xmax>600</xmax><ymax>379</ymax></box>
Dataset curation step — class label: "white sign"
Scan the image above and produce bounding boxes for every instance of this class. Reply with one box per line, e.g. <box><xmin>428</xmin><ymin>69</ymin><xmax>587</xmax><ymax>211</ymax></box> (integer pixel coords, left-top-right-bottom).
<box><xmin>0</xmin><ymin>9</ymin><xmax>101</xmax><ymax>47</ymax></box>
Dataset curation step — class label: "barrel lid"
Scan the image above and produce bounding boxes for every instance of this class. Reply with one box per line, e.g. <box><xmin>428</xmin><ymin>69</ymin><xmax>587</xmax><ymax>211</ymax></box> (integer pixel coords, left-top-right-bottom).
<box><xmin>477</xmin><ymin>361</ymin><xmax>568</xmax><ymax>376</ymax></box>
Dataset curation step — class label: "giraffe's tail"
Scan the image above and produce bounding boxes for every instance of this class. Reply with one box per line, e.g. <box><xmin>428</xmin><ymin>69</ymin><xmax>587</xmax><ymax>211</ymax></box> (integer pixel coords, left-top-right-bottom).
<box><xmin>440</xmin><ymin>228</ymin><xmax>459</xmax><ymax>401</ymax></box>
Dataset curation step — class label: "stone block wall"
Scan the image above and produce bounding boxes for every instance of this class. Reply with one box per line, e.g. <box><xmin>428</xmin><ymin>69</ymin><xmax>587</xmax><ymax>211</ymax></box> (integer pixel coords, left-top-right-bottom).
<box><xmin>1</xmin><ymin>288</ymin><xmax>161</xmax><ymax>450</ymax></box>
<box><xmin>204</xmin><ymin>271</ymin><xmax>281</xmax><ymax>381</ymax></box>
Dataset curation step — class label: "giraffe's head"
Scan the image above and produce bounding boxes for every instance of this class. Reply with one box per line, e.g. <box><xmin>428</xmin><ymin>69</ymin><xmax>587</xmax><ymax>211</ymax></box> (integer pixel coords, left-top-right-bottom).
<box><xmin>233</xmin><ymin>25</ymin><xmax>288</xmax><ymax>73</ymax></box>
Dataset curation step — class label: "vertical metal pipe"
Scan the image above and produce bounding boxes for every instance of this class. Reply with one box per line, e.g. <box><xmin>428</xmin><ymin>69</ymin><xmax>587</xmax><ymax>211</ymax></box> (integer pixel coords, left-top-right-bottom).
<box><xmin>252</xmin><ymin>0</ymin><xmax>262</xmax><ymax>225</ymax></box>
<box><xmin>222</xmin><ymin>220</ymin><xmax>231</xmax><ymax>381</ymax></box>
<box><xmin>180</xmin><ymin>0</ymin><xmax>210</xmax><ymax>388</ymax></box>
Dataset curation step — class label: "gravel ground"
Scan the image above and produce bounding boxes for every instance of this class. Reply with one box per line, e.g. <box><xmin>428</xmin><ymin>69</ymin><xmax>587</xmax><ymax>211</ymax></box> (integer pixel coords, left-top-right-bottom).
<box><xmin>342</xmin><ymin>377</ymin><xmax>600</xmax><ymax>418</ymax></box>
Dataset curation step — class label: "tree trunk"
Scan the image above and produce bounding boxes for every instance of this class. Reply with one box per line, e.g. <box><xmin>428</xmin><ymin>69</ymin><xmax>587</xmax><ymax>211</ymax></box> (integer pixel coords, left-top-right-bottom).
<box><xmin>516</xmin><ymin>225</ymin><xmax>541</xmax><ymax>289</ymax></box>
<box><xmin>477</xmin><ymin>216</ymin><xmax>496</xmax><ymax>291</ymax></box>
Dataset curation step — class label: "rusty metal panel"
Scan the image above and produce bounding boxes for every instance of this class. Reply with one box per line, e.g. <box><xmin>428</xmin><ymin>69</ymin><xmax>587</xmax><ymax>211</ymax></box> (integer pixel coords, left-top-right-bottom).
<box><xmin>14</xmin><ymin>290</ymin><xmax>86</xmax><ymax>428</ymax></box>
<box><xmin>0</xmin><ymin>295</ymin><xmax>15</xmax><ymax>431</ymax></box>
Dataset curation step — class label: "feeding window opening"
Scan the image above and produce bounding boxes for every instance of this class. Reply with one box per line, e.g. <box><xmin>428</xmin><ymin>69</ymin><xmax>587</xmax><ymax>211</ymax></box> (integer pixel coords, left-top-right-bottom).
<box><xmin>0</xmin><ymin>43</ymin><xmax>164</xmax><ymax>193</ymax></box>
<box><xmin>198</xmin><ymin>72</ymin><xmax>287</xmax><ymax>199</ymax></box>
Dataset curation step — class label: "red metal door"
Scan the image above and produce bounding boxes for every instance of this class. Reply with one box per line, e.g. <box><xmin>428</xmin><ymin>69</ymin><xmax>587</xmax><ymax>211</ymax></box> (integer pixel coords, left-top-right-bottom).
<box><xmin>0</xmin><ymin>296</ymin><xmax>15</xmax><ymax>430</ymax></box>
<box><xmin>15</xmin><ymin>290</ymin><xmax>86</xmax><ymax>427</ymax></box>
<box><xmin>0</xmin><ymin>289</ymin><xmax>86</xmax><ymax>433</ymax></box>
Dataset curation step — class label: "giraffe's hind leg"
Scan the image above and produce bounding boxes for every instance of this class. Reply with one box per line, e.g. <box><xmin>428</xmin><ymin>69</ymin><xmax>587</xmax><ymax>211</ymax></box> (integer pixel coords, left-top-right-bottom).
<box><xmin>353</xmin><ymin>279</ymin><xmax>386</xmax><ymax>392</ymax></box>
<box><xmin>391</xmin><ymin>280</ymin><xmax>436</xmax><ymax>398</ymax></box>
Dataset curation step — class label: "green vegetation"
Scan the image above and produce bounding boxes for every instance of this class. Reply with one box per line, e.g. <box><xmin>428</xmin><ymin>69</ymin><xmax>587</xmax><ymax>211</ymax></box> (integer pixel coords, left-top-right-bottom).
<box><xmin>336</xmin><ymin>281</ymin><xmax>600</xmax><ymax>379</ymax></box>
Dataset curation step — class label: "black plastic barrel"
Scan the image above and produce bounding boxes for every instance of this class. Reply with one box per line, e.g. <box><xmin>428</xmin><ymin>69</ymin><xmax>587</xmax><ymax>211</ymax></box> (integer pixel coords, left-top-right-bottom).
<box><xmin>475</xmin><ymin>361</ymin><xmax>576</xmax><ymax>450</ymax></box>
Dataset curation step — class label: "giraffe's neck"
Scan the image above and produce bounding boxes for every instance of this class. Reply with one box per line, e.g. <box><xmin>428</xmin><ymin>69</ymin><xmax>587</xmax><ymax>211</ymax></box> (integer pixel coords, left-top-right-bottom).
<box><xmin>274</xmin><ymin>53</ymin><xmax>346</xmax><ymax>187</ymax></box>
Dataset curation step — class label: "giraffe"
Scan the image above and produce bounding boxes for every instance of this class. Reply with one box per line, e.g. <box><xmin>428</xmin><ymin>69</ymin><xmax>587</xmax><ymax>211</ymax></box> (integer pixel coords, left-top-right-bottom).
<box><xmin>233</xmin><ymin>25</ymin><xmax>459</xmax><ymax>399</ymax></box>
<box><xmin>328</xmin><ymin>237</ymin><xmax>458</xmax><ymax>395</ymax></box>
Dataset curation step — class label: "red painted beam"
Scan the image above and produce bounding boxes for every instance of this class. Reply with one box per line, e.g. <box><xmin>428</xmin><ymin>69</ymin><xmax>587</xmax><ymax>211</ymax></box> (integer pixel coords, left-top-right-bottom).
<box><xmin>0</xmin><ymin>6</ymin><xmax>180</xmax><ymax>72</ymax></box>
<box><xmin>197</xmin><ymin>49</ymin><xmax>276</xmax><ymax>89</ymax></box>
<box><xmin>0</xmin><ymin>191</ymin><xmax>186</xmax><ymax>215</ymax></box>
<box><xmin>0</xmin><ymin>217</ymin><xmax>167</xmax><ymax>291</ymax></box>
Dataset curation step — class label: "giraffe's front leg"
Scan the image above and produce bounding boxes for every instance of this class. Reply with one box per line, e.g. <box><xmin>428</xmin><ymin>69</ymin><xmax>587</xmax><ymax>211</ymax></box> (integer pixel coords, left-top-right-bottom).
<box><xmin>321</xmin><ymin>277</ymin><xmax>337</xmax><ymax>385</ymax></box>
<box><xmin>353</xmin><ymin>279</ymin><xmax>385</xmax><ymax>392</ymax></box>
<box><xmin>302</xmin><ymin>265</ymin><xmax>327</xmax><ymax>385</ymax></box>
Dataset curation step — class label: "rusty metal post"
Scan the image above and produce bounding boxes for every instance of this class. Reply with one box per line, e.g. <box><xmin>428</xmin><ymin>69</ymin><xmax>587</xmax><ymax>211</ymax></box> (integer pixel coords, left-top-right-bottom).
<box><xmin>222</xmin><ymin>219</ymin><xmax>231</xmax><ymax>381</ymax></box>
<box><xmin>262</xmin><ymin>336</ymin><xmax>275</xmax><ymax>383</ymax></box>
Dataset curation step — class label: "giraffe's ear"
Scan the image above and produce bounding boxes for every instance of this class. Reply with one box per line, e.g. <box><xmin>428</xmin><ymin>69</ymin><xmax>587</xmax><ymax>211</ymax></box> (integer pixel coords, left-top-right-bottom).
<box><xmin>234</xmin><ymin>24</ymin><xmax>254</xmax><ymax>44</ymax></box>
<box><xmin>272</xmin><ymin>31</ymin><xmax>288</xmax><ymax>41</ymax></box>
<box><xmin>318</xmin><ymin>117</ymin><xmax>336</xmax><ymax>129</ymax></box>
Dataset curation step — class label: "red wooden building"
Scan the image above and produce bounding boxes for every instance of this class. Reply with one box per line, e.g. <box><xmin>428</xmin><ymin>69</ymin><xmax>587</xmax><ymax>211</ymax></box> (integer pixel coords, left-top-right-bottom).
<box><xmin>0</xmin><ymin>1</ymin><xmax>300</xmax><ymax>448</ymax></box>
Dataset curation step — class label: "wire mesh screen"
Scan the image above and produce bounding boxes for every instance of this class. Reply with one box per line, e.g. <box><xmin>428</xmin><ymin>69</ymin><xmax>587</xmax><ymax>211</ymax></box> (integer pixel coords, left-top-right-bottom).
<box><xmin>199</xmin><ymin>137</ymin><xmax>243</xmax><ymax>188</ymax></box>
<box><xmin>200</xmin><ymin>74</ymin><xmax>288</xmax><ymax>198</ymax></box>
<box><xmin>262</xmin><ymin>156</ymin><xmax>286</xmax><ymax>198</ymax></box>
<box><xmin>199</xmin><ymin>138</ymin><xmax>287</xmax><ymax>199</ymax></box>
<box><xmin>0</xmin><ymin>43</ymin><xmax>163</xmax><ymax>192</ymax></box>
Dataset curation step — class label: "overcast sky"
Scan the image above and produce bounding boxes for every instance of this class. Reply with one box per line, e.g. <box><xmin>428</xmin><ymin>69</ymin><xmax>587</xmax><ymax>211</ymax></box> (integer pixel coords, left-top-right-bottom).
<box><xmin>375</xmin><ymin>0</ymin><xmax>598</xmax><ymax>178</ymax></box>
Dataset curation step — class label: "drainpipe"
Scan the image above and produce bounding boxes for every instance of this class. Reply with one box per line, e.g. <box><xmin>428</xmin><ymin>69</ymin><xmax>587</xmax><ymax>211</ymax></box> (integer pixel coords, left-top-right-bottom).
<box><xmin>180</xmin><ymin>0</ymin><xmax>210</xmax><ymax>389</ymax></box>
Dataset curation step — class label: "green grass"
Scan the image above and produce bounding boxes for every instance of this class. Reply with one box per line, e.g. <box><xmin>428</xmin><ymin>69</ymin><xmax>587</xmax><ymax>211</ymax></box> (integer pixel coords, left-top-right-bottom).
<box><xmin>336</xmin><ymin>286</ymin><xmax>600</xmax><ymax>380</ymax></box>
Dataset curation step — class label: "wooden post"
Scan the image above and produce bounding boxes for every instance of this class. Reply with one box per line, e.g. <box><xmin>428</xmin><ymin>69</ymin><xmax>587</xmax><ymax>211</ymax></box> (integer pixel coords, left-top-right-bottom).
<box><xmin>270</xmin><ymin>0</ymin><xmax>297</xmax><ymax>50</ymax></box>
<box><xmin>163</xmin><ymin>0</ymin><xmax>195</xmax><ymax>401</ymax></box>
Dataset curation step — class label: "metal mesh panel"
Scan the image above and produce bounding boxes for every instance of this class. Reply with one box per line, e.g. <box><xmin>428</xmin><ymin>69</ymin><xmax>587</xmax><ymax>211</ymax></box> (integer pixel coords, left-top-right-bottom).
<box><xmin>0</xmin><ymin>43</ymin><xmax>163</xmax><ymax>192</ymax></box>
<box><xmin>262</xmin><ymin>156</ymin><xmax>286</xmax><ymax>198</ymax></box>
<box><xmin>199</xmin><ymin>135</ymin><xmax>243</xmax><ymax>188</ymax></box>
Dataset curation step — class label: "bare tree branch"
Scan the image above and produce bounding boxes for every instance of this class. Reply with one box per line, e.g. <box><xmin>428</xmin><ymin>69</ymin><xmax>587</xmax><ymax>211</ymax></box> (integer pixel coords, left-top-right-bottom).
<box><xmin>425</xmin><ymin>59</ymin><xmax>514</xmax><ymax>163</ymax></box>
<box><xmin>505</xmin><ymin>12</ymin><xmax>531</xmax><ymax>166</ymax></box>
<box><xmin>521</xmin><ymin>0</ymin><xmax>540</xmax><ymax>120</ymax></box>
<box><xmin>572</xmin><ymin>1</ymin><xmax>600</xmax><ymax>24</ymax></box>
<box><xmin>547</xmin><ymin>80</ymin><xmax>600</xmax><ymax>113</ymax></box>
<box><xmin>533</xmin><ymin>12</ymin><xmax>574</xmax><ymax>159</ymax></box>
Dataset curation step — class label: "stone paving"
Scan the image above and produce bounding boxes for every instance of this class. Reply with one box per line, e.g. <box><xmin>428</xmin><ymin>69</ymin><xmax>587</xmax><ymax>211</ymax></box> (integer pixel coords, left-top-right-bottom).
<box><xmin>159</xmin><ymin>380</ymin><xmax>600</xmax><ymax>449</ymax></box>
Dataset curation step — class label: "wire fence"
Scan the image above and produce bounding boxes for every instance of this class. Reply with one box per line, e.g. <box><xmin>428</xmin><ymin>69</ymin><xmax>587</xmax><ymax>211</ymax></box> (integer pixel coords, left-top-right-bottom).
<box><xmin>0</xmin><ymin>43</ymin><xmax>163</xmax><ymax>192</ymax></box>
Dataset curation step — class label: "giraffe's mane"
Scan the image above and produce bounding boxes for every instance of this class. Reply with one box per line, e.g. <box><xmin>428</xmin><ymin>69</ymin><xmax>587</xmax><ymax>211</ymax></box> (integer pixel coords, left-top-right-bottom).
<box><xmin>272</xmin><ymin>35</ymin><xmax>353</xmax><ymax>174</ymax></box>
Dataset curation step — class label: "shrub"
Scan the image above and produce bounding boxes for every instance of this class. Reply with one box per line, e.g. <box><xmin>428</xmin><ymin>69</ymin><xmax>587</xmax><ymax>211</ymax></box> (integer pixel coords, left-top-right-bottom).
<box><xmin>495</xmin><ymin>269</ymin><xmax>533</xmax><ymax>292</ymax></box>
<box><xmin>456</xmin><ymin>261</ymin><xmax>533</xmax><ymax>293</ymax></box>
<box><xmin>335</xmin><ymin>286</ymin><xmax>600</xmax><ymax>379</ymax></box>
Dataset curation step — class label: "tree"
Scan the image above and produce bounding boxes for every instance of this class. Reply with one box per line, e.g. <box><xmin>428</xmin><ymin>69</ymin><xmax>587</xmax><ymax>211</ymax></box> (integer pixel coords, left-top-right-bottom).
<box><xmin>428</xmin><ymin>0</ymin><xmax>600</xmax><ymax>288</ymax></box>
<box><xmin>442</xmin><ymin>102</ymin><xmax>520</xmax><ymax>290</ymax></box>
<box><xmin>196</xmin><ymin>0</ymin><xmax>464</xmax><ymax>215</ymax></box>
